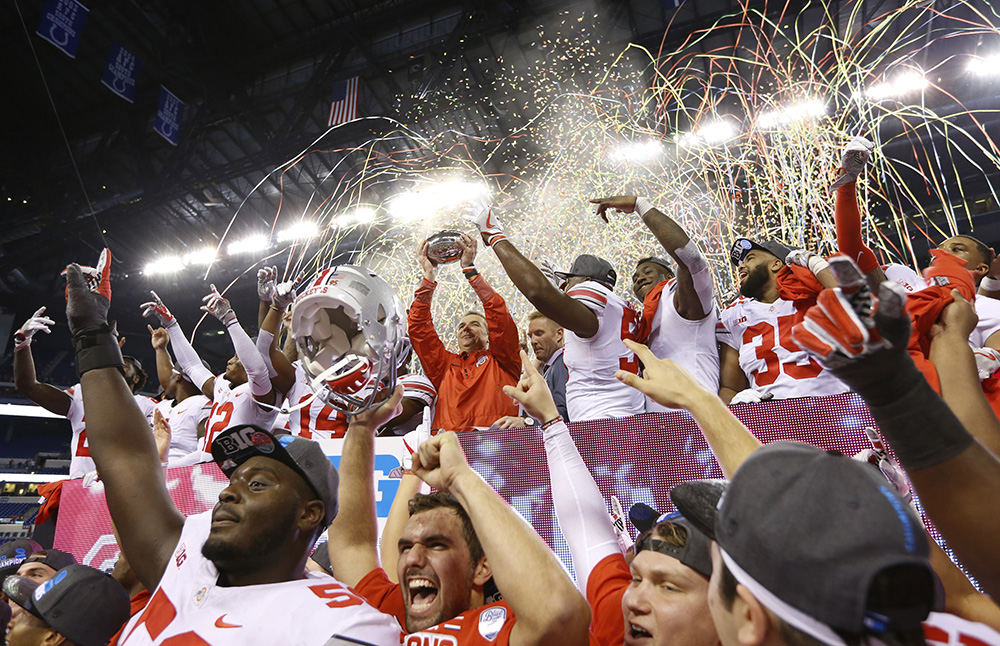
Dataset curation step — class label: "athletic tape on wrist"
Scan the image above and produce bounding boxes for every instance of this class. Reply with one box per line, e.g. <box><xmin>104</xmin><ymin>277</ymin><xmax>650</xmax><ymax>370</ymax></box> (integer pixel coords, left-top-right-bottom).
<box><xmin>634</xmin><ymin>197</ymin><xmax>654</xmax><ymax>217</ymax></box>
<box><xmin>74</xmin><ymin>326</ymin><xmax>125</xmax><ymax>378</ymax></box>
<box><xmin>807</xmin><ymin>255</ymin><xmax>831</xmax><ymax>276</ymax></box>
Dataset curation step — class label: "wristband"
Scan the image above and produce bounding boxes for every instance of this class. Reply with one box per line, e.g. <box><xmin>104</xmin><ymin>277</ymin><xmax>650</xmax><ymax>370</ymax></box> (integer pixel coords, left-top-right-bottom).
<box><xmin>807</xmin><ymin>255</ymin><xmax>831</xmax><ymax>276</ymax></box>
<box><xmin>634</xmin><ymin>197</ymin><xmax>655</xmax><ymax>217</ymax></box>
<box><xmin>462</xmin><ymin>266</ymin><xmax>480</xmax><ymax>280</ymax></box>
<box><xmin>73</xmin><ymin>325</ymin><xmax>125</xmax><ymax>378</ymax></box>
<box><xmin>541</xmin><ymin>415</ymin><xmax>564</xmax><ymax>429</ymax></box>
<box><xmin>982</xmin><ymin>276</ymin><xmax>1000</xmax><ymax>291</ymax></box>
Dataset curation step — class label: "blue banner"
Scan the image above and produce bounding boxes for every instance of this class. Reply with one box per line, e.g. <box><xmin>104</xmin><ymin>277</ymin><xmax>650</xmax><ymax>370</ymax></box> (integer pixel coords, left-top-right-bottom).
<box><xmin>101</xmin><ymin>43</ymin><xmax>140</xmax><ymax>103</ymax></box>
<box><xmin>153</xmin><ymin>86</ymin><xmax>185</xmax><ymax>146</ymax></box>
<box><xmin>35</xmin><ymin>0</ymin><xmax>89</xmax><ymax>59</ymax></box>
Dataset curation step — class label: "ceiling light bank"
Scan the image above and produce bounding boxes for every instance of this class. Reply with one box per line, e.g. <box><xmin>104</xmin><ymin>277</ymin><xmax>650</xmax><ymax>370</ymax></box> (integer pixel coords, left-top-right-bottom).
<box><xmin>967</xmin><ymin>54</ymin><xmax>1000</xmax><ymax>77</ymax></box>
<box><xmin>608</xmin><ymin>140</ymin><xmax>663</xmax><ymax>163</ymax></box>
<box><xmin>757</xmin><ymin>99</ymin><xmax>827</xmax><ymax>130</ymax></box>
<box><xmin>676</xmin><ymin>119</ymin><xmax>740</xmax><ymax>149</ymax></box>
<box><xmin>388</xmin><ymin>180</ymin><xmax>490</xmax><ymax>222</ymax></box>
<box><xmin>860</xmin><ymin>69</ymin><xmax>928</xmax><ymax>101</ymax></box>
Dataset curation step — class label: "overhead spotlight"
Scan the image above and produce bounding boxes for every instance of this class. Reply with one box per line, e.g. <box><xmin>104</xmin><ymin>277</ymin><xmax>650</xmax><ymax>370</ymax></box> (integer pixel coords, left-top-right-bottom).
<box><xmin>967</xmin><ymin>54</ymin><xmax>1000</xmax><ymax>77</ymax></box>
<box><xmin>336</xmin><ymin>206</ymin><xmax>377</xmax><ymax>227</ymax></box>
<box><xmin>183</xmin><ymin>248</ymin><xmax>217</xmax><ymax>266</ymax></box>
<box><xmin>677</xmin><ymin>119</ymin><xmax>740</xmax><ymax>149</ymax></box>
<box><xmin>609</xmin><ymin>140</ymin><xmax>662</xmax><ymax>163</ymax></box>
<box><xmin>861</xmin><ymin>70</ymin><xmax>928</xmax><ymax>100</ymax></box>
<box><xmin>757</xmin><ymin>99</ymin><xmax>826</xmax><ymax>130</ymax></box>
<box><xmin>227</xmin><ymin>234</ymin><xmax>270</xmax><ymax>255</ymax></box>
<box><xmin>144</xmin><ymin>256</ymin><xmax>183</xmax><ymax>275</ymax></box>
<box><xmin>277</xmin><ymin>221</ymin><xmax>319</xmax><ymax>242</ymax></box>
<box><xmin>389</xmin><ymin>180</ymin><xmax>489</xmax><ymax>222</ymax></box>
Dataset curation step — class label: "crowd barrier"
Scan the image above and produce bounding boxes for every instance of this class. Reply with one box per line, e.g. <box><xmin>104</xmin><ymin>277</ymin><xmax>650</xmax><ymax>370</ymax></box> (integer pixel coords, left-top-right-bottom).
<box><xmin>54</xmin><ymin>393</ymin><xmax>881</xmax><ymax>577</ymax></box>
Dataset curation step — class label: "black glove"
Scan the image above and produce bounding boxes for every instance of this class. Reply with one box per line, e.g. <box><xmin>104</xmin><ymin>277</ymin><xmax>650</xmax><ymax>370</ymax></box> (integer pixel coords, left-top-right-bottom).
<box><xmin>65</xmin><ymin>263</ymin><xmax>122</xmax><ymax>377</ymax></box>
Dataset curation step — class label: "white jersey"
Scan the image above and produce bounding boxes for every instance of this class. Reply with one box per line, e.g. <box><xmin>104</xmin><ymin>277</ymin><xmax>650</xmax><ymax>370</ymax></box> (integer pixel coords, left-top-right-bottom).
<box><xmin>157</xmin><ymin>395</ymin><xmax>212</xmax><ymax>462</ymax></box>
<box><xmin>118</xmin><ymin>511</ymin><xmax>403</xmax><ymax>645</ymax></box>
<box><xmin>64</xmin><ymin>385</ymin><xmax>157</xmax><ymax>478</ymax></box>
<box><xmin>645</xmin><ymin>278</ymin><xmax>720</xmax><ymax>412</ymax></box>
<box><xmin>563</xmin><ymin>280</ymin><xmax>645</xmax><ymax>420</ymax></box>
<box><xmin>923</xmin><ymin>611</ymin><xmax>1000</xmax><ymax>645</ymax></box>
<box><xmin>717</xmin><ymin>297</ymin><xmax>849</xmax><ymax>400</ymax></box>
<box><xmin>884</xmin><ymin>263</ymin><xmax>1000</xmax><ymax>347</ymax></box>
<box><xmin>200</xmin><ymin>378</ymin><xmax>279</xmax><ymax>452</ymax></box>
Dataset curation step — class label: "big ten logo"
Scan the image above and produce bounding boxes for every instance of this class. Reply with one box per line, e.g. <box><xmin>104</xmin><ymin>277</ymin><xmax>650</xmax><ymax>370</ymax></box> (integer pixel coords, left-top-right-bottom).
<box><xmin>326</xmin><ymin>453</ymin><xmax>401</xmax><ymax>517</ymax></box>
<box><xmin>82</xmin><ymin>533</ymin><xmax>120</xmax><ymax>572</ymax></box>
<box><xmin>404</xmin><ymin>634</ymin><xmax>458</xmax><ymax>646</ymax></box>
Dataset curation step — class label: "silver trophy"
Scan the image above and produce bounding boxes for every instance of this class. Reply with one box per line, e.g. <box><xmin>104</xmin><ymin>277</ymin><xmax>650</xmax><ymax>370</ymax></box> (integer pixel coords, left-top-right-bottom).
<box><xmin>425</xmin><ymin>230</ymin><xmax>465</xmax><ymax>264</ymax></box>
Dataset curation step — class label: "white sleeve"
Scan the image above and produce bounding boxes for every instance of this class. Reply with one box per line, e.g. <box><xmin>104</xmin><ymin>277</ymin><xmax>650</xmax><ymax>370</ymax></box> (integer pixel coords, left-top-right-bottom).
<box><xmin>225</xmin><ymin>319</ymin><xmax>271</xmax><ymax>397</ymax></box>
<box><xmin>543</xmin><ymin>420</ymin><xmax>620</xmax><ymax>591</ymax></box>
<box><xmin>674</xmin><ymin>240</ymin><xmax>715</xmax><ymax>315</ymax></box>
<box><xmin>256</xmin><ymin>329</ymin><xmax>278</xmax><ymax>378</ymax></box>
<box><xmin>166</xmin><ymin>323</ymin><xmax>214</xmax><ymax>392</ymax></box>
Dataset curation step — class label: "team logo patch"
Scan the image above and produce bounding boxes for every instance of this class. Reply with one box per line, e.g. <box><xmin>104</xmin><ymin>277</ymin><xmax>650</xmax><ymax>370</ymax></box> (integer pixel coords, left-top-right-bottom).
<box><xmin>251</xmin><ymin>431</ymin><xmax>275</xmax><ymax>454</ymax></box>
<box><xmin>278</xmin><ymin>435</ymin><xmax>295</xmax><ymax>448</ymax></box>
<box><xmin>34</xmin><ymin>569</ymin><xmax>67</xmax><ymax>601</ymax></box>
<box><xmin>929</xmin><ymin>276</ymin><xmax>951</xmax><ymax>287</ymax></box>
<box><xmin>478</xmin><ymin>606</ymin><xmax>507</xmax><ymax>641</ymax></box>
<box><xmin>476</xmin><ymin>355</ymin><xmax>489</xmax><ymax>368</ymax></box>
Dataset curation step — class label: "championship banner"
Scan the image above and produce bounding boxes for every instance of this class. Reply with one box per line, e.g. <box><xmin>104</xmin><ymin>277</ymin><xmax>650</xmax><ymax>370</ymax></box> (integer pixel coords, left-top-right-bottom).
<box><xmin>101</xmin><ymin>42</ymin><xmax>140</xmax><ymax>103</ymax></box>
<box><xmin>54</xmin><ymin>394</ymin><xmax>881</xmax><ymax>576</ymax></box>
<box><xmin>35</xmin><ymin>0</ymin><xmax>89</xmax><ymax>59</ymax></box>
<box><xmin>153</xmin><ymin>86</ymin><xmax>184</xmax><ymax>146</ymax></box>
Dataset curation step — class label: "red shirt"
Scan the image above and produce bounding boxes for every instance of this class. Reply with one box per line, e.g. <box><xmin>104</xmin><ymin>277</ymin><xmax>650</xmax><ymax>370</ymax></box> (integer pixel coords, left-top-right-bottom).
<box><xmin>353</xmin><ymin>568</ymin><xmax>517</xmax><ymax>644</ymax></box>
<box><xmin>108</xmin><ymin>589</ymin><xmax>152</xmax><ymax>646</ymax></box>
<box><xmin>408</xmin><ymin>274</ymin><xmax>520</xmax><ymax>430</ymax></box>
<box><xmin>586</xmin><ymin>553</ymin><xmax>630</xmax><ymax>646</ymax></box>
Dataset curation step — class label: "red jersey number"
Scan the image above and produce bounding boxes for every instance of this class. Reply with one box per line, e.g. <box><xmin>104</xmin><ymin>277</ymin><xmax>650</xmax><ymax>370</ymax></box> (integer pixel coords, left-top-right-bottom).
<box><xmin>618</xmin><ymin>307</ymin><xmax>640</xmax><ymax>374</ymax></box>
<box><xmin>743</xmin><ymin>314</ymin><xmax>822</xmax><ymax>386</ymax></box>
<box><xmin>205</xmin><ymin>401</ymin><xmax>234</xmax><ymax>448</ymax></box>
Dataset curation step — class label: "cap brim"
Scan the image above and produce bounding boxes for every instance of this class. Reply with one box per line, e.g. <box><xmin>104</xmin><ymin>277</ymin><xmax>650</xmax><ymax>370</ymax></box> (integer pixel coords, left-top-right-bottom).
<box><xmin>670</xmin><ymin>480</ymin><xmax>728</xmax><ymax>541</ymax></box>
<box><xmin>2</xmin><ymin>574</ymin><xmax>41</xmax><ymax>615</ymax></box>
<box><xmin>628</xmin><ymin>502</ymin><xmax>661</xmax><ymax>534</ymax></box>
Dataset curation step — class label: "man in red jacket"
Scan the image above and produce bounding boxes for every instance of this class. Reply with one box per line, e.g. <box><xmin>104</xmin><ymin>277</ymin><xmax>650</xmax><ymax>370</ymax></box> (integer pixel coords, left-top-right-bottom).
<box><xmin>408</xmin><ymin>232</ymin><xmax>520</xmax><ymax>430</ymax></box>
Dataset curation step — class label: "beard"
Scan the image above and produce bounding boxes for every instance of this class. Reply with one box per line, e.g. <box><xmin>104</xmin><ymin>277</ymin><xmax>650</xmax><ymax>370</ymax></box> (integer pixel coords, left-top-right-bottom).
<box><xmin>739</xmin><ymin>263</ymin><xmax>771</xmax><ymax>300</ymax></box>
<box><xmin>202</xmin><ymin>502</ymin><xmax>298</xmax><ymax>575</ymax></box>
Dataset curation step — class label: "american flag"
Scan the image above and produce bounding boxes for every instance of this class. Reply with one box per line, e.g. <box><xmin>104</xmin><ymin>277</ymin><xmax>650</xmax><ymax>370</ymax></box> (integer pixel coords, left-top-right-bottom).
<box><xmin>327</xmin><ymin>77</ymin><xmax>359</xmax><ymax>127</ymax></box>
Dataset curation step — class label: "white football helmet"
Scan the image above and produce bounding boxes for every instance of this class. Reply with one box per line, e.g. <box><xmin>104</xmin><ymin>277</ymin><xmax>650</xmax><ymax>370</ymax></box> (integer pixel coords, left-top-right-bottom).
<box><xmin>290</xmin><ymin>265</ymin><xmax>406</xmax><ymax>415</ymax></box>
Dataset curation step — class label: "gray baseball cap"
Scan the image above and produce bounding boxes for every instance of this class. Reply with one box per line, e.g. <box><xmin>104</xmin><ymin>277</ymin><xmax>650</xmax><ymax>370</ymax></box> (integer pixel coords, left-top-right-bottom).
<box><xmin>211</xmin><ymin>425</ymin><xmax>339</xmax><ymax>525</ymax></box>
<box><xmin>3</xmin><ymin>564</ymin><xmax>130</xmax><ymax>646</ymax></box>
<box><xmin>555</xmin><ymin>254</ymin><xmax>617</xmax><ymax>287</ymax></box>
<box><xmin>730</xmin><ymin>238</ymin><xmax>793</xmax><ymax>266</ymax></box>
<box><xmin>671</xmin><ymin>443</ymin><xmax>934</xmax><ymax>639</ymax></box>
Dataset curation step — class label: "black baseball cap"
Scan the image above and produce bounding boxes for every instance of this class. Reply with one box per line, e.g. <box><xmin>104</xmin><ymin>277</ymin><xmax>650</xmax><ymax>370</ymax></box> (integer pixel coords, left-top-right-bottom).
<box><xmin>3</xmin><ymin>564</ymin><xmax>130</xmax><ymax>646</ymax></box>
<box><xmin>555</xmin><ymin>254</ymin><xmax>617</xmax><ymax>287</ymax></box>
<box><xmin>23</xmin><ymin>549</ymin><xmax>77</xmax><ymax>573</ymax></box>
<box><xmin>0</xmin><ymin>538</ymin><xmax>43</xmax><ymax>578</ymax></box>
<box><xmin>212</xmin><ymin>425</ymin><xmax>339</xmax><ymax>525</ymax></box>
<box><xmin>671</xmin><ymin>443</ymin><xmax>934</xmax><ymax>641</ymax></box>
<box><xmin>730</xmin><ymin>238</ymin><xmax>793</xmax><ymax>266</ymax></box>
<box><xmin>631</xmin><ymin>508</ymin><xmax>713</xmax><ymax>578</ymax></box>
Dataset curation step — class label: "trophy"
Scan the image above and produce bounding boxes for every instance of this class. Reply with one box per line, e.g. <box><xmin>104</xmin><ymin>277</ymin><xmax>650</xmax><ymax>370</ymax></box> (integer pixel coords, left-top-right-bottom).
<box><xmin>425</xmin><ymin>230</ymin><xmax>466</xmax><ymax>264</ymax></box>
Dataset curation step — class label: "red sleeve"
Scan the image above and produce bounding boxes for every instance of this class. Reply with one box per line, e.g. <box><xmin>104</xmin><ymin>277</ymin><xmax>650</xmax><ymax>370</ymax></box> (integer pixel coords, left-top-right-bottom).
<box><xmin>835</xmin><ymin>182</ymin><xmax>879</xmax><ymax>274</ymax></box>
<box><xmin>469</xmin><ymin>273</ymin><xmax>521</xmax><ymax>379</ymax></box>
<box><xmin>923</xmin><ymin>249</ymin><xmax>976</xmax><ymax>301</ymax></box>
<box><xmin>408</xmin><ymin>278</ymin><xmax>453</xmax><ymax>387</ymax></box>
<box><xmin>586</xmin><ymin>553</ymin><xmax>630</xmax><ymax>646</ymax></box>
<box><xmin>776</xmin><ymin>264</ymin><xmax>824</xmax><ymax>306</ymax></box>
<box><xmin>351</xmin><ymin>568</ymin><xmax>406</xmax><ymax>626</ymax></box>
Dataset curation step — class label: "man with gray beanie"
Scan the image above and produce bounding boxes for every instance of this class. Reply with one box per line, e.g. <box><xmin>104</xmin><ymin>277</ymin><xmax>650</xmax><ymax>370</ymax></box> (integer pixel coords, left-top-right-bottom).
<box><xmin>60</xmin><ymin>251</ymin><xmax>401</xmax><ymax>644</ymax></box>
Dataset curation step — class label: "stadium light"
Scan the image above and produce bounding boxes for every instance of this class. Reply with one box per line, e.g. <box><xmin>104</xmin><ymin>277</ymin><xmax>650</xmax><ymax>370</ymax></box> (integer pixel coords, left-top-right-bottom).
<box><xmin>227</xmin><ymin>234</ymin><xmax>270</xmax><ymax>255</ymax></box>
<box><xmin>862</xmin><ymin>70</ymin><xmax>928</xmax><ymax>100</ymax></box>
<box><xmin>677</xmin><ymin>119</ymin><xmax>739</xmax><ymax>148</ymax></box>
<box><xmin>144</xmin><ymin>255</ymin><xmax>183</xmax><ymax>275</ymax></box>
<box><xmin>336</xmin><ymin>206</ymin><xmax>377</xmax><ymax>227</ymax></box>
<box><xmin>757</xmin><ymin>99</ymin><xmax>826</xmax><ymax>130</ymax></box>
<box><xmin>277</xmin><ymin>221</ymin><xmax>319</xmax><ymax>242</ymax></box>
<box><xmin>389</xmin><ymin>181</ymin><xmax>489</xmax><ymax>222</ymax></box>
<box><xmin>968</xmin><ymin>54</ymin><xmax>1000</xmax><ymax>77</ymax></box>
<box><xmin>182</xmin><ymin>247</ymin><xmax>217</xmax><ymax>266</ymax></box>
<box><xmin>609</xmin><ymin>140</ymin><xmax>662</xmax><ymax>163</ymax></box>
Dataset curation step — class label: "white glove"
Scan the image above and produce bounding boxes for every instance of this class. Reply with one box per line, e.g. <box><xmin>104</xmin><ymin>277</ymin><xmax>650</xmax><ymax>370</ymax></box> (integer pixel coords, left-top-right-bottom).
<box><xmin>271</xmin><ymin>280</ymin><xmax>297</xmax><ymax>310</ymax></box>
<box><xmin>401</xmin><ymin>408</ymin><xmax>434</xmax><ymax>471</ymax></box>
<box><xmin>140</xmin><ymin>291</ymin><xmax>176</xmax><ymax>327</ymax></box>
<box><xmin>609</xmin><ymin>495</ymin><xmax>634</xmax><ymax>550</ymax></box>
<box><xmin>785</xmin><ymin>249</ymin><xmax>830</xmax><ymax>276</ymax></box>
<box><xmin>461</xmin><ymin>199</ymin><xmax>506</xmax><ymax>247</ymax></box>
<box><xmin>974</xmin><ymin>347</ymin><xmax>1000</xmax><ymax>381</ymax></box>
<box><xmin>257</xmin><ymin>266</ymin><xmax>277</xmax><ymax>302</ymax></box>
<box><xmin>539</xmin><ymin>258</ymin><xmax>566</xmax><ymax>290</ymax></box>
<box><xmin>729</xmin><ymin>388</ymin><xmax>772</xmax><ymax>405</ymax></box>
<box><xmin>830</xmin><ymin>135</ymin><xmax>874</xmax><ymax>190</ymax></box>
<box><xmin>14</xmin><ymin>307</ymin><xmax>55</xmax><ymax>351</ymax></box>
<box><xmin>201</xmin><ymin>284</ymin><xmax>237</xmax><ymax>326</ymax></box>
<box><xmin>854</xmin><ymin>427</ymin><xmax>912</xmax><ymax>504</ymax></box>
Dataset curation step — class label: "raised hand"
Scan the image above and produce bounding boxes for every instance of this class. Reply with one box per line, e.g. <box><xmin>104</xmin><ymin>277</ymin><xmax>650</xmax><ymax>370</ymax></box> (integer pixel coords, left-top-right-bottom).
<box><xmin>417</xmin><ymin>240</ymin><xmax>437</xmax><ymax>281</ymax></box>
<box><xmin>461</xmin><ymin>199</ymin><xmax>506</xmax><ymax>247</ymax></box>
<box><xmin>148</xmin><ymin>324</ymin><xmax>169</xmax><ymax>351</ymax></box>
<box><xmin>257</xmin><ymin>266</ymin><xmax>277</xmax><ymax>302</ymax></box>
<box><xmin>502</xmin><ymin>350</ymin><xmax>559</xmax><ymax>422</ymax></box>
<box><xmin>830</xmin><ymin>135</ymin><xmax>875</xmax><ymax>190</ymax></box>
<box><xmin>539</xmin><ymin>258</ymin><xmax>566</xmax><ymax>290</ymax></box>
<box><xmin>200</xmin><ymin>284</ymin><xmax>237</xmax><ymax>325</ymax></box>
<box><xmin>458</xmin><ymin>232</ymin><xmax>478</xmax><ymax>268</ymax></box>
<box><xmin>589</xmin><ymin>195</ymin><xmax>637</xmax><ymax>223</ymax></box>
<box><xmin>14</xmin><ymin>307</ymin><xmax>55</xmax><ymax>351</ymax></box>
<box><xmin>153</xmin><ymin>408</ymin><xmax>172</xmax><ymax>463</ymax></box>
<box><xmin>271</xmin><ymin>280</ymin><xmax>297</xmax><ymax>310</ymax></box>
<box><xmin>61</xmin><ymin>248</ymin><xmax>112</xmax><ymax>302</ymax></box>
<box><xmin>140</xmin><ymin>291</ymin><xmax>176</xmax><ymax>327</ymax></box>
<box><xmin>411</xmin><ymin>431</ymin><xmax>473</xmax><ymax>493</ymax></box>
<box><xmin>350</xmin><ymin>385</ymin><xmax>404</xmax><ymax>432</ymax></box>
<box><xmin>615</xmin><ymin>339</ymin><xmax>708</xmax><ymax>410</ymax></box>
